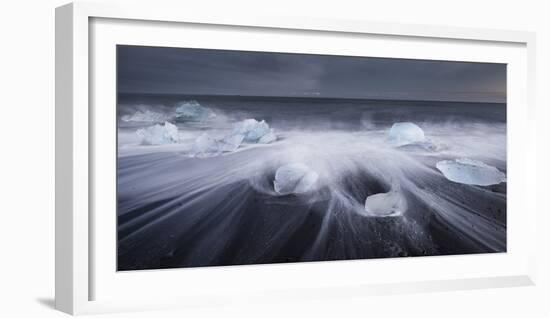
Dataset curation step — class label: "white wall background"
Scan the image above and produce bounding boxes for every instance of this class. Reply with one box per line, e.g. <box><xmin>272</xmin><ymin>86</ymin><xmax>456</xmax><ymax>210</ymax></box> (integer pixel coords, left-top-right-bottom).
<box><xmin>0</xmin><ymin>0</ymin><xmax>547</xmax><ymax>316</ymax></box>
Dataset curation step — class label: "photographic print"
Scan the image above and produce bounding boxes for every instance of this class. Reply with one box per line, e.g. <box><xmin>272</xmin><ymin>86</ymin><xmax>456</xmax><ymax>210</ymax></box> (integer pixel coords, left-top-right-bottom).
<box><xmin>116</xmin><ymin>45</ymin><xmax>506</xmax><ymax>271</ymax></box>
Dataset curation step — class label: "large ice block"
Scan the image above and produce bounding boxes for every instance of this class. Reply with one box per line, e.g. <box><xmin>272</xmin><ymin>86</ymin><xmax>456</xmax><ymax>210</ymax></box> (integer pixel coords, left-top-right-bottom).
<box><xmin>364</xmin><ymin>190</ymin><xmax>407</xmax><ymax>217</ymax></box>
<box><xmin>136</xmin><ymin>121</ymin><xmax>179</xmax><ymax>145</ymax></box>
<box><xmin>258</xmin><ymin>129</ymin><xmax>277</xmax><ymax>144</ymax></box>
<box><xmin>219</xmin><ymin>134</ymin><xmax>245</xmax><ymax>152</ymax></box>
<box><xmin>232</xmin><ymin>119</ymin><xmax>271</xmax><ymax>142</ymax></box>
<box><xmin>436</xmin><ymin>158</ymin><xmax>506</xmax><ymax>186</ymax></box>
<box><xmin>273</xmin><ymin>163</ymin><xmax>319</xmax><ymax>195</ymax></box>
<box><xmin>191</xmin><ymin>133</ymin><xmax>221</xmax><ymax>158</ymax></box>
<box><xmin>175</xmin><ymin>101</ymin><xmax>215</xmax><ymax>122</ymax></box>
<box><xmin>388</xmin><ymin>122</ymin><xmax>426</xmax><ymax>146</ymax></box>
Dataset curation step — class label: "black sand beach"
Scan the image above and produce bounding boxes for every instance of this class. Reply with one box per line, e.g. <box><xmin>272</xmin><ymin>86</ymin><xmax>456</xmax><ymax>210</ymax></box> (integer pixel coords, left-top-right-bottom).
<box><xmin>117</xmin><ymin>96</ymin><xmax>506</xmax><ymax>270</ymax></box>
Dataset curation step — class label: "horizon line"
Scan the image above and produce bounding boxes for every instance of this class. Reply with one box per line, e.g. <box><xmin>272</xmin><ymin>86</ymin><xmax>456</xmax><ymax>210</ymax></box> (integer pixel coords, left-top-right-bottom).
<box><xmin>118</xmin><ymin>91</ymin><xmax>506</xmax><ymax>105</ymax></box>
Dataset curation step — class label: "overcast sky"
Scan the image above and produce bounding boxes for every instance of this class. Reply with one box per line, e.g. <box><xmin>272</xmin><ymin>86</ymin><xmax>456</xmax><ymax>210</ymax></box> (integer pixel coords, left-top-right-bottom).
<box><xmin>117</xmin><ymin>45</ymin><xmax>506</xmax><ymax>103</ymax></box>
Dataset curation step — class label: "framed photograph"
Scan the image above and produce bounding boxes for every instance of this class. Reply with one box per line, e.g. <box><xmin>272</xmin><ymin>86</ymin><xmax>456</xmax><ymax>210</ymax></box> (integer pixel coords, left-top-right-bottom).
<box><xmin>56</xmin><ymin>2</ymin><xmax>537</xmax><ymax>315</ymax></box>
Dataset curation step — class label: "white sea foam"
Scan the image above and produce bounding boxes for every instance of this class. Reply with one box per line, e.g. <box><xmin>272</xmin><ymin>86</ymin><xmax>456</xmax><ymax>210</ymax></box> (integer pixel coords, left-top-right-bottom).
<box><xmin>122</xmin><ymin>110</ymin><xmax>169</xmax><ymax>123</ymax></box>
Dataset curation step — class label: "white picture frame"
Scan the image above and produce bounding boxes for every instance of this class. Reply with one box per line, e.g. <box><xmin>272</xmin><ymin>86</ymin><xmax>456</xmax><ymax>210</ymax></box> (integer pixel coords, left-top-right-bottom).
<box><xmin>55</xmin><ymin>1</ymin><xmax>538</xmax><ymax>315</ymax></box>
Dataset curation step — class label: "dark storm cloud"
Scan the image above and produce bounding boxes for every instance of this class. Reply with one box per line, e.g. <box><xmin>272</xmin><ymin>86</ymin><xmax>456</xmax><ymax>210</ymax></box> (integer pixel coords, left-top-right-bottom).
<box><xmin>117</xmin><ymin>45</ymin><xmax>506</xmax><ymax>103</ymax></box>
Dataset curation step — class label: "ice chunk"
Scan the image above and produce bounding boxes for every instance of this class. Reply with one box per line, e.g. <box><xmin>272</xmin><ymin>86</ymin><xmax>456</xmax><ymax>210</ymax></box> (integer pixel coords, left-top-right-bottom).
<box><xmin>232</xmin><ymin>119</ymin><xmax>271</xmax><ymax>142</ymax></box>
<box><xmin>136</xmin><ymin>122</ymin><xmax>179</xmax><ymax>145</ymax></box>
<box><xmin>389</xmin><ymin>122</ymin><xmax>426</xmax><ymax>146</ymax></box>
<box><xmin>192</xmin><ymin>132</ymin><xmax>246</xmax><ymax>157</ymax></box>
<box><xmin>191</xmin><ymin>133</ymin><xmax>221</xmax><ymax>158</ymax></box>
<box><xmin>219</xmin><ymin>134</ymin><xmax>245</xmax><ymax>152</ymax></box>
<box><xmin>436</xmin><ymin>158</ymin><xmax>506</xmax><ymax>186</ymax></box>
<box><xmin>274</xmin><ymin>163</ymin><xmax>319</xmax><ymax>195</ymax></box>
<box><xmin>175</xmin><ymin>101</ymin><xmax>215</xmax><ymax>122</ymax></box>
<box><xmin>258</xmin><ymin>129</ymin><xmax>277</xmax><ymax>144</ymax></box>
<box><xmin>121</xmin><ymin>110</ymin><xmax>168</xmax><ymax>123</ymax></box>
<box><xmin>364</xmin><ymin>191</ymin><xmax>407</xmax><ymax>217</ymax></box>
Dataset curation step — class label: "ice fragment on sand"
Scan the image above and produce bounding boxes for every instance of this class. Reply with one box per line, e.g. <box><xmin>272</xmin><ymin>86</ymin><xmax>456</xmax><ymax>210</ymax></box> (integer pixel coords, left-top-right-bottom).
<box><xmin>175</xmin><ymin>101</ymin><xmax>215</xmax><ymax>122</ymax></box>
<box><xmin>219</xmin><ymin>134</ymin><xmax>245</xmax><ymax>152</ymax></box>
<box><xmin>122</xmin><ymin>110</ymin><xmax>168</xmax><ymax>123</ymax></box>
<box><xmin>389</xmin><ymin>122</ymin><xmax>426</xmax><ymax>146</ymax></box>
<box><xmin>136</xmin><ymin>122</ymin><xmax>179</xmax><ymax>145</ymax></box>
<box><xmin>191</xmin><ymin>133</ymin><xmax>221</xmax><ymax>158</ymax></box>
<box><xmin>364</xmin><ymin>191</ymin><xmax>407</xmax><ymax>217</ymax></box>
<box><xmin>436</xmin><ymin>158</ymin><xmax>506</xmax><ymax>186</ymax></box>
<box><xmin>274</xmin><ymin>163</ymin><xmax>319</xmax><ymax>195</ymax></box>
<box><xmin>232</xmin><ymin>119</ymin><xmax>271</xmax><ymax>142</ymax></box>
